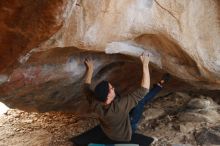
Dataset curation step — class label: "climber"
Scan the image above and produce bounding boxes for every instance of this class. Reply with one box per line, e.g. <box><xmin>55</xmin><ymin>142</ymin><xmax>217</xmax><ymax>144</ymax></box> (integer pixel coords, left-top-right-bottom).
<box><xmin>70</xmin><ymin>53</ymin><xmax>170</xmax><ymax>146</ymax></box>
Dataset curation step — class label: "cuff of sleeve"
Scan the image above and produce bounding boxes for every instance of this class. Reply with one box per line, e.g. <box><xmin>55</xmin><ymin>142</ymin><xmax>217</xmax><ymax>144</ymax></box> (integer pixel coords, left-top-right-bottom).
<box><xmin>139</xmin><ymin>86</ymin><xmax>149</xmax><ymax>96</ymax></box>
<box><xmin>83</xmin><ymin>83</ymin><xmax>91</xmax><ymax>91</ymax></box>
<box><xmin>84</xmin><ymin>83</ymin><xmax>90</xmax><ymax>86</ymax></box>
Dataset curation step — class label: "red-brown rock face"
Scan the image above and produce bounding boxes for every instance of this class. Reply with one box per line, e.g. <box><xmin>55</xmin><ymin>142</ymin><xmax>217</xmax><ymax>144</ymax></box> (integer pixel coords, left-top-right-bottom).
<box><xmin>0</xmin><ymin>0</ymin><xmax>69</xmax><ymax>73</ymax></box>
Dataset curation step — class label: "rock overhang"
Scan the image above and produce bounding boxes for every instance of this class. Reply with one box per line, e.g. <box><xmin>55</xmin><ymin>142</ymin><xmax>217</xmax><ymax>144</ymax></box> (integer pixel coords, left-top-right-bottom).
<box><xmin>0</xmin><ymin>0</ymin><xmax>220</xmax><ymax>112</ymax></box>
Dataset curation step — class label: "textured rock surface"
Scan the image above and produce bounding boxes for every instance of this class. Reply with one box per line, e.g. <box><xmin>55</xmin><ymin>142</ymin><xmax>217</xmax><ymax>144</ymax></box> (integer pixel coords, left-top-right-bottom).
<box><xmin>1</xmin><ymin>93</ymin><xmax>220</xmax><ymax>146</ymax></box>
<box><xmin>0</xmin><ymin>47</ymin><xmax>146</xmax><ymax>112</ymax></box>
<box><xmin>39</xmin><ymin>0</ymin><xmax>220</xmax><ymax>89</ymax></box>
<box><xmin>196</xmin><ymin>126</ymin><xmax>220</xmax><ymax>145</ymax></box>
<box><xmin>178</xmin><ymin>96</ymin><xmax>220</xmax><ymax>123</ymax></box>
<box><xmin>0</xmin><ymin>0</ymin><xmax>74</xmax><ymax>73</ymax></box>
<box><xmin>0</xmin><ymin>0</ymin><xmax>220</xmax><ymax>111</ymax></box>
<box><xmin>138</xmin><ymin>93</ymin><xmax>220</xmax><ymax>146</ymax></box>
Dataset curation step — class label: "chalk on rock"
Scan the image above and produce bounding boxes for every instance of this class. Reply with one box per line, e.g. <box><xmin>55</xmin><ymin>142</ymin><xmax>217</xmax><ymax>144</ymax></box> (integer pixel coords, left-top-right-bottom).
<box><xmin>105</xmin><ymin>42</ymin><xmax>162</xmax><ymax>68</ymax></box>
<box><xmin>0</xmin><ymin>74</ymin><xmax>8</xmax><ymax>85</ymax></box>
<box><xmin>0</xmin><ymin>102</ymin><xmax>10</xmax><ymax>115</ymax></box>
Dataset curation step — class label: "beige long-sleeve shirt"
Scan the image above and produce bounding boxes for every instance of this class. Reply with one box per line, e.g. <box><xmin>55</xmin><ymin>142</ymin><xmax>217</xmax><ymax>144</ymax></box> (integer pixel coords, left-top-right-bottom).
<box><xmin>83</xmin><ymin>83</ymin><xmax>149</xmax><ymax>141</ymax></box>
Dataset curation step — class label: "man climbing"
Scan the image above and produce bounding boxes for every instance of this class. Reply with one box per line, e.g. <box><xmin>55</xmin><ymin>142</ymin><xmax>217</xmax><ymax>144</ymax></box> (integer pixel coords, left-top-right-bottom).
<box><xmin>71</xmin><ymin>53</ymin><xmax>170</xmax><ymax>146</ymax></box>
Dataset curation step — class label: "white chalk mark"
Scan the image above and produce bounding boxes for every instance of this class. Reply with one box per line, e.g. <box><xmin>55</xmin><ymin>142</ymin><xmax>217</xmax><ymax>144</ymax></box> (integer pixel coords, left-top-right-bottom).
<box><xmin>105</xmin><ymin>42</ymin><xmax>162</xmax><ymax>68</ymax></box>
<box><xmin>64</xmin><ymin>58</ymin><xmax>84</xmax><ymax>77</ymax></box>
<box><xmin>18</xmin><ymin>48</ymin><xmax>38</xmax><ymax>64</ymax></box>
<box><xmin>0</xmin><ymin>102</ymin><xmax>9</xmax><ymax>115</ymax></box>
<box><xmin>0</xmin><ymin>75</ymin><xmax>8</xmax><ymax>85</ymax></box>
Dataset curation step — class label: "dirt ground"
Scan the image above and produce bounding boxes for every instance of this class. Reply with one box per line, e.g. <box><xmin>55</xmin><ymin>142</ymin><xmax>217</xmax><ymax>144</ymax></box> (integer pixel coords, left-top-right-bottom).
<box><xmin>0</xmin><ymin>92</ymin><xmax>219</xmax><ymax>146</ymax></box>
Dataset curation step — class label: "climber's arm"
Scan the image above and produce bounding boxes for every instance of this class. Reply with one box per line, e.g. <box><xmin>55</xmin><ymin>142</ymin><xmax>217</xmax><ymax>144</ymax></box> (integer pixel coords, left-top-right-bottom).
<box><xmin>82</xmin><ymin>58</ymin><xmax>96</xmax><ymax>104</ymax></box>
<box><xmin>140</xmin><ymin>53</ymin><xmax>150</xmax><ymax>89</ymax></box>
<box><xmin>118</xmin><ymin>53</ymin><xmax>150</xmax><ymax>113</ymax></box>
<box><xmin>84</xmin><ymin>58</ymin><xmax>94</xmax><ymax>84</ymax></box>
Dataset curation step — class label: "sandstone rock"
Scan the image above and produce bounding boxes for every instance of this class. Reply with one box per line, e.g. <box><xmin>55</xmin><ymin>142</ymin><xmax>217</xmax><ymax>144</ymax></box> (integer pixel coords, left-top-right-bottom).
<box><xmin>0</xmin><ymin>102</ymin><xmax>9</xmax><ymax>115</ymax></box>
<box><xmin>8</xmin><ymin>130</ymin><xmax>52</xmax><ymax>146</ymax></box>
<box><xmin>196</xmin><ymin>126</ymin><xmax>220</xmax><ymax>146</ymax></box>
<box><xmin>21</xmin><ymin>119</ymin><xmax>33</xmax><ymax>124</ymax></box>
<box><xmin>172</xmin><ymin>144</ymin><xmax>192</xmax><ymax>146</ymax></box>
<box><xmin>39</xmin><ymin>0</ymin><xmax>220</xmax><ymax>89</ymax></box>
<box><xmin>187</xmin><ymin>96</ymin><xmax>219</xmax><ymax>109</ymax></box>
<box><xmin>0</xmin><ymin>0</ymin><xmax>220</xmax><ymax>111</ymax></box>
<box><xmin>178</xmin><ymin>97</ymin><xmax>220</xmax><ymax>123</ymax></box>
<box><xmin>142</xmin><ymin>108</ymin><xmax>165</xmax><ymax>121</ymax></box>
<box><xmin>179</xmin><ymin>123</ymin><xmax>195</xmax><ymax>134</ymax></box>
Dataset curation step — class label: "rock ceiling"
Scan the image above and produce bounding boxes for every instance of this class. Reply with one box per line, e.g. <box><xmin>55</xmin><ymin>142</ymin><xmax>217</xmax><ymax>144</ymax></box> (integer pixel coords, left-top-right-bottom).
<box><xmin>0</xmin><ymin>0</ymin><xmax>219</xmax><ymax>112</ymax></box>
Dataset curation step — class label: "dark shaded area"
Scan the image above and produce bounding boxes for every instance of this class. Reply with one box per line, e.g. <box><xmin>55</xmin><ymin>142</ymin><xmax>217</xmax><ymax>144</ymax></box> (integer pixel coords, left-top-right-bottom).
<box><xmin>196</xmin><ymin>126</ymin><xmax>220</xmax><ymax>145</ymax></box>
<box><xmin>0</xmin><ymin>47</ymin><xmax>143</xmax><ymax>112</ymax></box>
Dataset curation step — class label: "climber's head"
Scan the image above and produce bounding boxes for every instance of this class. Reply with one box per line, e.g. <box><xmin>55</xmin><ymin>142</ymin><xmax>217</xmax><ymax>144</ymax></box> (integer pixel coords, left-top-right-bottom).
<box><xmin>94</xmin><ymin>80</ymin><xmax>116</xmax><ymax>104</ymax></box>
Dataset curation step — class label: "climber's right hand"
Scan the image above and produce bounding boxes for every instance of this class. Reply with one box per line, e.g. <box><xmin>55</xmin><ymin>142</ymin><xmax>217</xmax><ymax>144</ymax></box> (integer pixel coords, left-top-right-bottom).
<box><xmin>140</xmin><ymin>52</ymin><xmax>150</xmax><ymax>66</ymax></box>
<box><xmin>84</xmin><ymin>58</ymin><xmax>94</xmax><ymax>72</ymax></box>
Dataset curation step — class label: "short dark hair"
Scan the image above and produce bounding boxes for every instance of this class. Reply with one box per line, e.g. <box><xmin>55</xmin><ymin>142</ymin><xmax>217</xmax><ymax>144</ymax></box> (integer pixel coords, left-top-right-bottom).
<box><xmin>94</xmin><ymin>80</ymin><xmax>109</xmax><ymax>102</ymax></box>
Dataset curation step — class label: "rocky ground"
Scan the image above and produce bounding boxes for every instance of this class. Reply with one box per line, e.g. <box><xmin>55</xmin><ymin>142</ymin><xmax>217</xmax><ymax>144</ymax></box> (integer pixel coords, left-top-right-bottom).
<box><xmin>0</xmin><ymin>92</ymin><xmax>220</xmax><ymax>146</ymax></box>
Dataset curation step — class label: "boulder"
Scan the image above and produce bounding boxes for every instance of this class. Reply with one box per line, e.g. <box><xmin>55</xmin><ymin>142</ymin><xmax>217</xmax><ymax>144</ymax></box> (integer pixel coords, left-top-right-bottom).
<box><xmin>0</xmin><ymin>0</ymin><xmax>220</xmax><ymax>111</ymax></box>
<box><xmin>178</xmin><ymin>96</ymin><xmax>220</xmax><ymax>123</ymax></box>
<box><xmin>196</xmin><ymin>126</ymin><xmax>220</xmax><ymax>146</ymax></box>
